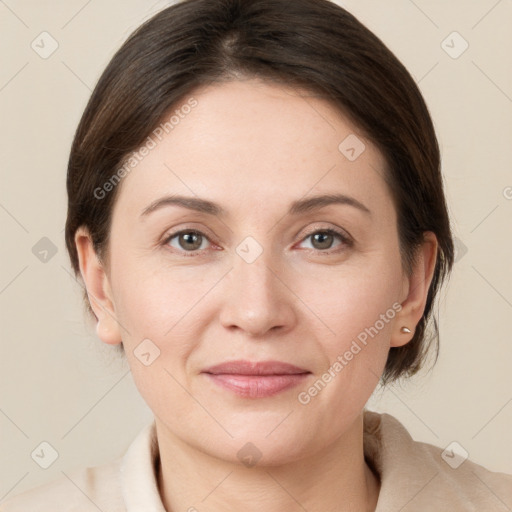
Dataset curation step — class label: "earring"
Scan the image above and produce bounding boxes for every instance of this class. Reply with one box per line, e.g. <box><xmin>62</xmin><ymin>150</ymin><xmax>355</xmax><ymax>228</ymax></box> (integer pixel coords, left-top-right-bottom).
<box><xmin>400</xmin><ymin>326</ymin><xmax>412</xmax><ymax>334</ymax></box>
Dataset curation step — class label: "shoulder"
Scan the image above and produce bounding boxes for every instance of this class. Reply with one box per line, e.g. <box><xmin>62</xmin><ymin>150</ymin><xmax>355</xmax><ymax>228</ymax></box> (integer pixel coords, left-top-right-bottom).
<box><xmin>0</xmin><ymin>421</ymin><xmax>159</xmax><ymax>512</ymax></box>
<box><xmin>0</xmin><ymin>457</ymin><xmax>124</xmax><ymax>512</ymax></box>
<box><xmin>364</xmin><ymin>410</ymin><xmax>512</xmax><ymax>511</ymax></box>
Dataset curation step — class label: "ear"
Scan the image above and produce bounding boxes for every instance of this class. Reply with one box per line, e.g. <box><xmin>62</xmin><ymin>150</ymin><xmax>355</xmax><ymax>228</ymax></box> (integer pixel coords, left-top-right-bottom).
<box><xmin>391</xmin><ymin>231</ymin><xmax>438</xmax><ymax>348</ymax></box>
<box><xmin>74</xmin><ymin>227</ymin><xmax>122</xmax><ymax>345</ymax></box>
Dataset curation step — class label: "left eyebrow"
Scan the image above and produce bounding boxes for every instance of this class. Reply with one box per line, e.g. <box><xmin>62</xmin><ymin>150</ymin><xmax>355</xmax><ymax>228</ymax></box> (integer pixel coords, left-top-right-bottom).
<box><xmin>289</xmin><ymin>193</ymin><xmax>372</xmax><ymax>217</ymax></box>
<box><xmin>139</xmin><ymin>192</ymin><xmax>371</xmax><ymax>219</ymax></box>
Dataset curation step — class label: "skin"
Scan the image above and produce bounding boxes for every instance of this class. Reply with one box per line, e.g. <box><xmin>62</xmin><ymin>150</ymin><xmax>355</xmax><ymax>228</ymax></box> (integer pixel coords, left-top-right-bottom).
<box><xmin>75</xmin><ymin>78</ymin><xmax>437</xmax><ymax>511</ymax></box>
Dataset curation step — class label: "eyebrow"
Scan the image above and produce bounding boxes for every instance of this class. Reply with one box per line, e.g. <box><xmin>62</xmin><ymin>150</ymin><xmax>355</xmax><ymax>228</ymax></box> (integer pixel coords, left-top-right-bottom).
<box><xmin>140</xmin><ymin>193</ymin><xmax>371</xmax><ymax>218</ymax></box>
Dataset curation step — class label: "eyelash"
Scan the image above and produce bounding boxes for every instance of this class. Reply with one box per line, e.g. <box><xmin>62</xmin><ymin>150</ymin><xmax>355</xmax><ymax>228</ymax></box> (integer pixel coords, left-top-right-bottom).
<box><xmin>161</xmin><ymin>226</ymin><xmax>353</xmax><ymax>257</ymax></box>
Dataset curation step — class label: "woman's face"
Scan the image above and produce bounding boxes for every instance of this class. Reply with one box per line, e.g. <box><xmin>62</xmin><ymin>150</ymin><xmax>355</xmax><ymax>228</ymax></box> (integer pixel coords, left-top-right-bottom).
<box><xmin>83</xmin><ymin>79</ymin><xmax>431</xmax><ymax>464</ymax></box>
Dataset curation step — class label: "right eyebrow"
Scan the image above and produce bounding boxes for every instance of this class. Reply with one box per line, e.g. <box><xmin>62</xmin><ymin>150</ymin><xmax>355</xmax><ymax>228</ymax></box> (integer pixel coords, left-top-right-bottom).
<box><xmin>140</xmin><ymin>195</ymin><xmax>226</xmax><ymax>219</ymax></box>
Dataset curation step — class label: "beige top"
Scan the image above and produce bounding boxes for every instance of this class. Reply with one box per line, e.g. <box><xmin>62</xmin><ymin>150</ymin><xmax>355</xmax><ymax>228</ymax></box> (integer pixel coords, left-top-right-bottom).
<box><xmin>1</xmin><ymin>410</ymin><xmax>511</xmax><ymax>511</ymax></box>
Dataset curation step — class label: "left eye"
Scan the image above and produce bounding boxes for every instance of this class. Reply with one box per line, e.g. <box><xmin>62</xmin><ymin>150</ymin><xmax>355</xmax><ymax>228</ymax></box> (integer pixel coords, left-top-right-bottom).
<box><xmin>298</xmin><ymin>229</ymin><xmax>349</xmax><ymax>252</ymax></box>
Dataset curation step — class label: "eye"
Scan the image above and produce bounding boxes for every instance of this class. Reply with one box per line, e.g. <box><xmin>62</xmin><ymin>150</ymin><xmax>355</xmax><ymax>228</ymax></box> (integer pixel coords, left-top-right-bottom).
<box><xmin>162</xmin><ymin>226</ymin><xmax>352</xmax><ymax>256</ymax></box>
<box><xmin>297</xmin><ymin>228</ymin><xmax>352</xmax><ymax>253</ymax></box>
<box><xmin>164</xmin><ymin>229</ymin><xmax>212</xmax><ymax>254</ymax></box>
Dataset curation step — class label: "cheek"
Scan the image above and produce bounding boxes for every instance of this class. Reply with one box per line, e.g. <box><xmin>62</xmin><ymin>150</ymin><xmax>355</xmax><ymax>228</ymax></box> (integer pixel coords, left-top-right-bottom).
<box><xmin>299</xmin><ymin>254</ymin><xmax>401</xmax><ymax>350</ymax></box>
<box><xmin>295</xmin><ymin>255</ymin><xmax>401</xmax><ymax>402</ymax></box>
<box><xmin>111</xmin><ymin>252</ymin><xmax>206</xmax><ymax>330</ymax></box>
<box><xmin>295</xmin><ymin>294</ymin><xmax>395</xmax><ymax>436</ymax></box>
<box><xmin>109</xmin><ymin>260</ymin><xmax>206</xmax><ymax>416</ymax></box>
<box><xmin>110</xmin><ymin>256</ymin><xmax>230</xmax><ymax>372</ymax></box>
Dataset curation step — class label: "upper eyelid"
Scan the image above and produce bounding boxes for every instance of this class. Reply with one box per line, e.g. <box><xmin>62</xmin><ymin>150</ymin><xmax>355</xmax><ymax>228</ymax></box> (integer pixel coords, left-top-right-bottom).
<box><xmin>301</xmin><ymin>224</ymin><xmax>352</xmax><ymax>240</ymax></box>
<box><xmin>162</xmin><ymin>224</ymin><xmax>217</xmax><ymax>243</ymax></box>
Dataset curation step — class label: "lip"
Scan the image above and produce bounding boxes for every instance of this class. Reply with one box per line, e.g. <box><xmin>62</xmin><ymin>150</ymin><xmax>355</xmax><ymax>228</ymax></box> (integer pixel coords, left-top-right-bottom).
<box><xmin>203</xmin><ymin>360</ymin><xmax>310</xmax><ymax>375</ymax></box>
<box><xmin>202</xmin><ymin>360</ymin><xmax>311</xmax><ymax>398</ymax></box>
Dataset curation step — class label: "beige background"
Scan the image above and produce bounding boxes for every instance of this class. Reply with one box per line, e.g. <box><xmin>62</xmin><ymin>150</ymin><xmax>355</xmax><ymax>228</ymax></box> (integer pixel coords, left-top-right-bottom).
<box><xmin>1</xmin><ymin>0</ymin><xmax>511</xmax><ymax>500</ymax></box>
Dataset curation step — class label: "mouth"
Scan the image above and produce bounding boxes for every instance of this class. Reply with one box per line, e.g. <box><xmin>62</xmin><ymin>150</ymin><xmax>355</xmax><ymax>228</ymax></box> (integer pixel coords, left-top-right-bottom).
<box><xmin>201</xmin><ymin>360</ymin><xmax>311</xmax><ymax>398</ymax></box>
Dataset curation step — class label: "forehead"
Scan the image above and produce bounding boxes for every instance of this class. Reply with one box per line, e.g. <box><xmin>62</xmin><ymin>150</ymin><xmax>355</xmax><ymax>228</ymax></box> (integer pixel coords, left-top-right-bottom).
<box><xmin>113</xmin><ymin>79</ymin><xmax>392</xmax><ymax>220</ymax></box>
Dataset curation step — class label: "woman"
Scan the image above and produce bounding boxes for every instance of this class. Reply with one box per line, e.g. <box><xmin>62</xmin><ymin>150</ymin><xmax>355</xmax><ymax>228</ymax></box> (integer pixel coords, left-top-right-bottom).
<box><xmin>2</xmin><ymin>0</ymin><xmax>511</xmax><ymax>510</ymax></box>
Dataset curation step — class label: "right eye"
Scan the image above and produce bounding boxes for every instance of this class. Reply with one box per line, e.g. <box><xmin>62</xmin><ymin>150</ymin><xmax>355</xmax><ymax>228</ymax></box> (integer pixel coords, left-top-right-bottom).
<box><xmin>163</xmin><ymin>229</ymin><xmax>213</xmax><ymax>255</ymax></box>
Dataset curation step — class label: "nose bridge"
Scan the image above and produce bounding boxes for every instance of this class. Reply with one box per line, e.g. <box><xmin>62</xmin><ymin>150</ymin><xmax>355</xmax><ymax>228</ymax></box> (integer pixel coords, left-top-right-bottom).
<box><xmin>236</xmin><ymin>247</ymin><xmax>276</xmax><ymax>301</ymax></box>
<box><xmin>219</xmin><ymin>238</ymin><xmax>295</xmax><ymax>336</ymax></box>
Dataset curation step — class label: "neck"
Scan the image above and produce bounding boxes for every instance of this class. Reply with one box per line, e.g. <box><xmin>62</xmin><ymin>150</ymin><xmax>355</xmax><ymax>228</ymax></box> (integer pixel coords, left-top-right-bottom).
<box><xmin>155</xmin><ymin>412</ymin><xmax>380</xmax><ymax>512</ymax></box>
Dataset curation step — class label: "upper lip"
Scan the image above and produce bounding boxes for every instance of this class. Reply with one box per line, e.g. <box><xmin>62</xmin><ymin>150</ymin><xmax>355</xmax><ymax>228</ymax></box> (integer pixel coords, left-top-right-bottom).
<box><xmin>202</xmin><ymin>360</ymin><xmax>310</xmax><ymax>376</ymax></box>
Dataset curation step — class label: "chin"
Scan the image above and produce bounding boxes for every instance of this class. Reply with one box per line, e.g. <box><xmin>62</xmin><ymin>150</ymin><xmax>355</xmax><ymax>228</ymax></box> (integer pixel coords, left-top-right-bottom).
<box><xmin>214</xmin><ymin>437</ymin><xmax>311</xmax><ymax>468</ymax></box>
<box><xmin>199</xmin><ymin>422</ymin><xmax>316</xmax><ymax>467</ymax></box>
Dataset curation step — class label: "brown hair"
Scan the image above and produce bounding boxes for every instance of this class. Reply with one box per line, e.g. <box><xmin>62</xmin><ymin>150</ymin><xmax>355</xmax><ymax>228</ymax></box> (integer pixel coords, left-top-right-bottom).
<box><xmin>65</xmin><ymin>0</ymin><xmax>454</xmax><ymax>383</ymax></box>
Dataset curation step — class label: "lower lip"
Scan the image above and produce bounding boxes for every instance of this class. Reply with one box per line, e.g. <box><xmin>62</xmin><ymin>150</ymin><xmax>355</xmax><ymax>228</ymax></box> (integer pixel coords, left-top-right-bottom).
<box><xmin>204</xmin><ymin>373</ymin><xmax>310</xmax><ymax>398</ymax></box>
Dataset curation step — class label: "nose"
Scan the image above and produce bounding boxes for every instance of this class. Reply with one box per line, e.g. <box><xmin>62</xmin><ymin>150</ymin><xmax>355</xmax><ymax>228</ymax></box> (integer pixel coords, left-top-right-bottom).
<box><xmin>218</xmin><ymin>248</ymin><xmax>297</xmax><ymax>337</ymax></box>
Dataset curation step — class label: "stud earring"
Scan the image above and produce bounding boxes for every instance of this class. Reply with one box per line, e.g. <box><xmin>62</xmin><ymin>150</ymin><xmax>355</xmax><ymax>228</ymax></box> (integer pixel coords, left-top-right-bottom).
<box><xmin>400</xmin><ymin>326</ymin><xmax>412</xmax><ymax>334</ymax></box>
